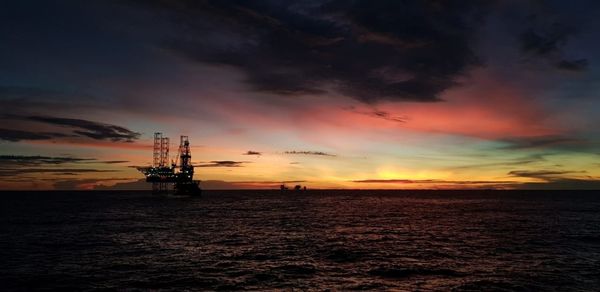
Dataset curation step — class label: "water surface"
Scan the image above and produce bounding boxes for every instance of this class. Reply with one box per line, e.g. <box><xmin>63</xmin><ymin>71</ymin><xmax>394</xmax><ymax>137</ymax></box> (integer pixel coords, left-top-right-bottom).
<box><xmin>1</xmin><ymin>190</ymin><xmax>599</xmax><ymax>290</ymax></box>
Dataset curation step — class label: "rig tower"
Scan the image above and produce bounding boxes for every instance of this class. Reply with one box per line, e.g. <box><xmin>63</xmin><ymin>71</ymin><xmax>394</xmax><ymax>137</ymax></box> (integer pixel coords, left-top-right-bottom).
<box><xmin>151</xmin><ymin>132</ymin><xmax>171</xmax><ymax>193</ymax></box>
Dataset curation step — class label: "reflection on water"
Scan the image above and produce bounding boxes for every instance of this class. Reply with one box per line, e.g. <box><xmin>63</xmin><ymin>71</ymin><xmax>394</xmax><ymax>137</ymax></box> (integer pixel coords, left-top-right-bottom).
<box><xmin>1</xmin><ymin>190</ymin><xmax>600</xmax><ymax>290</ymax></box>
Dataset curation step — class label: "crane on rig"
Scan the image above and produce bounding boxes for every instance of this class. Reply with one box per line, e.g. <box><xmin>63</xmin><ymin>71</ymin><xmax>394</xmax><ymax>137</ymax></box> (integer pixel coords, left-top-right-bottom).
<box><xmin>139</xmin><ymin>132</ymin><xmax>202</xmax><ymax>196</ymax></box>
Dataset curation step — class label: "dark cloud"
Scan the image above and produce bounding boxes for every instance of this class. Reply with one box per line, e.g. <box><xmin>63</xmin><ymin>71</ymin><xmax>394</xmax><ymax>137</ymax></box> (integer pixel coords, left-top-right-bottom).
<box><xmin>516</xmin><ymin>178</ymin><xmax>600</xmax><ymax>190</ymax></box>
<box><xmin>519</xmin><ymin>27</ymin><xmax>572</xmax><ymax>57</ymax></box>
<box><xmin>517</xmin><ymin>14</ymin><xmax>589</xmax><ymax>71</ymax></box>
<box><xmin>0</xmin><ymin>128</ymin><xmax>71</xmax><ymax>142</ymax></box>
<box><xmin>354</xmin><ymin>179</ymin><xmax>424</xmax><ymax>183</ymax></box>
<box><xmin>370</xmin><ymin>110</ymin><xmax>407</xmax><ymax>123</ymax></box>
<box><xmin>449</xmin><ymin>153</ymin><xmax>548</xmax><ymax>170</ymax></box>
<box><xmin>505</xmin><ymin>169</ymin><xmax>600</xmax><ymax>189</ymax></box>
<box><xmin>132</xmin><ymin>0</ymin><xmax>490</xmax><ymax>103</ymax></box>
<box><xmin>280</xmin><ymin>180</ymin><xmax>306</xmax><ymax>184</ymax></box>
<box><xmin>0</xmin><ymin>86</ymin><xmax>135</xmax><ymax>145</ymax></box>
<box><xmin>27</xmin><ymin>116</ymin><xmax>140</xmax><ymax>142</ymax></box>
<box><xmin>352</xmin><ymin>179</ymin><xmax>514</xmax><ymax>185</ymax></box>
<box><xmin>344</xmin><ymin>106</ymin><xmax>407</xmax><ymax>123</ymax></box>
<box><xmin>353</xmin><ymin>177</ymin><xmax>600</xmax><ymax>189</ymax></box>
<box><xmin>351</xmin><ymin>177</ymin><xmax>600</xmax><ymax>190</ymax></box>
<box><xmin>556</xmin><ymin>59</ymin><xmax>588</xmax><ymax>72</ymax></box>
<box><xmin>508</xmin><ymin>170</ymin><xmax>585</xmax><ymax>180</ymax></box>
<box><xmin>0</xmin><ymin>168</ymin><xmax>119</xmax><ymax>179</ymax></box>
<box><xmin>0</xmin><ymin>155</ymin><xmax>125</xmax><ymax>186</ymax></box>
<box><xmin>243</xmin><ymin>151</ymin><xmax>262</xmax><ymax>156</ymax></box>
<box><xmin>196</xmin><ymin>161</ymin><xmax>248</xmax><ymax>167</ymax></box>
<box><xmin>284</xmin><ymin>151</ymin><xmax>336</xmax><ymax>157</ymax></box>
<box><xmin>239</xmin><ymin>180</ymin><xmax>306</xmax><ymax>184</ymax></box>
<box><xmin>1</xmin><ymin>115</ymin><xmax>140</xmax><ymax>143</ymax></box>
<box><xmin>0</xmin><ymin>155</ymin><xmax>95</xmax><ymax>165</ymax></box>
<box><xmin>500</xmin><ymin>136</ymin><xmax>583</xmax><ymax>150</ymax></box>
<box><xmin>10</xmin><ymin>168</ymin><xmax>118</xmax><ymax>174</ymax></box>
<box><xmin>0</xmin><ymin>155</ymin><xmax>129</xmax><ymax>166</ymax></box>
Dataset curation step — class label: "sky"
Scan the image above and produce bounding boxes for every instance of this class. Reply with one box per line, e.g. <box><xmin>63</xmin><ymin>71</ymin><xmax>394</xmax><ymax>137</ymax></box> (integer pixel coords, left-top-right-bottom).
<box><xmin>1</xmin><ymin>0</ymin><xmax>600</xmax><ymax>190</ymax></box>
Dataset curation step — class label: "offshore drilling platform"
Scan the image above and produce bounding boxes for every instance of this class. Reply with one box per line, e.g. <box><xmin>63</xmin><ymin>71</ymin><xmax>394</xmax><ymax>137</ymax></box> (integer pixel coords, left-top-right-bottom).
<box><xmin>139</xmin><ymin>132</ymin><xmax>201</xmax><ymax>196</ymax></box>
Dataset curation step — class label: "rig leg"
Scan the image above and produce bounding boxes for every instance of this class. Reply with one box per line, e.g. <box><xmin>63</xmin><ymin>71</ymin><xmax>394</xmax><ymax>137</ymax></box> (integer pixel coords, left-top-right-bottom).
<box><xmin>152</xmin><ymin>182</ymin><xmax>170</xmax><ymax>194</ymax></box>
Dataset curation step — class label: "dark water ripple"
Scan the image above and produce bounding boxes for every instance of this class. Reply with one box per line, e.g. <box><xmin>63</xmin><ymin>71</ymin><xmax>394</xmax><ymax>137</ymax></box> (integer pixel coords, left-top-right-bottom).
<box><xmin>1</xmin><ymin>190</ymin><xmax>600</xmax><ymax>290</ymax></box>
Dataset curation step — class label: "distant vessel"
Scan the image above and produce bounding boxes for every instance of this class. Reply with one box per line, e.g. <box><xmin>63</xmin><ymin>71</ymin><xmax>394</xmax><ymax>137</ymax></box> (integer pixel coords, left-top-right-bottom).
<box><xmin>280</xmin><ymin>184</ymin><xmax>307</xmax><ymax>193</ymax></box>
<box><xmin>139</xmin><ymin>133</ymin><xmax>201</xmax><ymax>196</ymax></box>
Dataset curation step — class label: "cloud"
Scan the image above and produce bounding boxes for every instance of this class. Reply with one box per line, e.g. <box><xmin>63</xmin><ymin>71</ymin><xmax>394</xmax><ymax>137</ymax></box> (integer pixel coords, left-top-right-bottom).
<box><xmin>27</xmin><ymin>116</ymin><xmax>140</xmax><ymax>142</ymax></box>
<box><xmin>449</xmin><ymin>153</ymin><xmax>548</xmax><ymax>170</ymax></box>
<box><xmin>196</xmin><ymin>161</ymin><xmax>249</xmax><ymax>167</ymax></box>
<box><xmin>284</xmin><ymin>151</ymin><xmax>336</xmax><ymax>157</ymax></box>
<box><xmin>1</xmin><ymin>115</ymin><xmax>141</xmax><ymax>143</ymax></box>
<box><xmin>0</xmin><ymin>168</ymin><xmax>120</xmax><ymax>182</ymax></box>
<box><xmin>0</xmin><ymin>155</ymin><xmax>126</xmax><ymax>187</ymax></box>
<box><xmin>508</xmin><ymin>170</ymin><xmax>585</xmax><ymax>180</ymax></box>
<box><xmin>0</xmin><ymin>155</ymin><xmax>95</xmax><ymax>165</ymax></box>
<box><xmin>556</xmin><ymin>59</ymin><xmax>588</xmax><ymax>72</ymax></box>
<box><xmin>350</xmin><ymin>176</ymin><xmax>600</xmax><ymax>190</ymax></box>
<box><xmin>519</xmin><ymin>27</ymin><xmax>572</xmax><ymax>58</ymax></box>
<box><xmin>350</xmin><ymin>178</ymin><xmax>525</xmax><ymax>189</ymax></box>
<box><xmin>352</xmin><ymin>179</ymin><xmax>514</xmax><ymax>185</ymax></box>
<box><xmin>517</xmin><ymin>17</ymin><xmax>588</xmax><ymax>71</ymax></box>
<box><xmin>0</xmin><ymin>128</ymin><xmax>71</xmax><ymax>142</ymax></box>
<box><xmin>353</xmin><ymin>179</ymin><xmax>424</xmax><ymax>184</ymax></box>
<box><xmin>133</xmin><ymin>0</ymin><xmax>489</xmax><ymax>103</ymax></box>
<box><xmin>5</xmin><ymin>168</ymin><xmax>119</xmax><ymax>174</ymax></box>
<box><xmin>370</xmin><ymin>110</ymin><xmax>407</xmax><ymax>123</ymax></box>
<box><xmin>0</xmin><ymin>155</ymin><xmax>129</xmax><ymax>166</ymax></box>
<box><xmin>506</xmin><ymin>169</ymin><xmax>600</xmax><ymax>189</ymax></box>
<box><xmin>499</xmin><ymin>136</ymin><xmax>584</xmax><ymax>150</ymax></box>
<box><xmin>344</xmin><ymin>106</ymin><xmax>407</xmax><ymax>123</ymax></box>
<box><xmin>516</xmin><ymin>179</ymin><xmax>600</xmax><ymax>190</ymax></box>
<box><xmin>243</xmin><ymin>150</ymin><xmax>262</xmax><ymax>156</ymax></box>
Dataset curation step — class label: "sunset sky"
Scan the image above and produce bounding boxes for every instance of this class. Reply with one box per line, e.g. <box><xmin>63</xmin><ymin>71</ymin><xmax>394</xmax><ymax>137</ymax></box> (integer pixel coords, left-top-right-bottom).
<box><xmin>1</xmin><ymin>0</ymin><xmax>600</xmax><ymax>190</ymax></box>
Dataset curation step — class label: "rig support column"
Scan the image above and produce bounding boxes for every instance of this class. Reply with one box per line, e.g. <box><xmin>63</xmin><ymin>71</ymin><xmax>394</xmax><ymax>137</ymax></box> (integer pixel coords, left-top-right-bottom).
<box><xmin>151</xmin><ymin>132</ymin><xmax>171</xmax><ymax>194</ymax></box>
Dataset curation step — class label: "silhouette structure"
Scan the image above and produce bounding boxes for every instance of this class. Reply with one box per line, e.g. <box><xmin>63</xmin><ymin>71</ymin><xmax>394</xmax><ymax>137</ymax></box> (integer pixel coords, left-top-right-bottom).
<box><xmin>280</xmin><ymin>184</ymin><xmax>307</xmax><ymax>193</ymax></box>
<box><xmin>140</xmin><ymin>132</ymin><xmax>201</xmax><ymax>196</ymax></box>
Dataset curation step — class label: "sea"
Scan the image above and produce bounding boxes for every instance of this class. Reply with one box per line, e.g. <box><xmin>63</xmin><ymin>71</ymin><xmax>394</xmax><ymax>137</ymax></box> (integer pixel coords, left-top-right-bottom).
<box><xmin>1</xmin><ymin>190</ymin><xmax>599</xmax><ymax>291</ymax></box>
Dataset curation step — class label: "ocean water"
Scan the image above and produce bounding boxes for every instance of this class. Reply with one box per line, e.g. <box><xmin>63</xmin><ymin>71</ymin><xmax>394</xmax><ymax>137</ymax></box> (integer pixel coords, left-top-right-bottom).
<box><xmin>1</xmin><ymin>190</ymin><xmax>600</xmax><ymax>291</ymax></box>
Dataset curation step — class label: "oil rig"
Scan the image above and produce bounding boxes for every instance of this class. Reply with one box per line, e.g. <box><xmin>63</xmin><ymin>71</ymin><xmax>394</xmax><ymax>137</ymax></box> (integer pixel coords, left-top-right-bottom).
<box><xmin>139</xmin><ymin>132</ymin><xmax>201</xmax><ymax>196</ymax></box>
